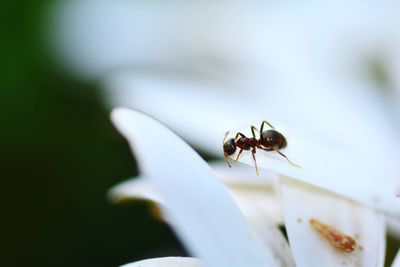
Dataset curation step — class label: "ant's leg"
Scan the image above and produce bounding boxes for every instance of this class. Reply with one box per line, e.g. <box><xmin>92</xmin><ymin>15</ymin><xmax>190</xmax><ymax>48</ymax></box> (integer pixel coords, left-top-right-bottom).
<box><xmin>250</xmin><ymin>126</ymin><xmax>258</xmax><ymax>138</ymax></box>
<box><xmin>251</xmin><ymin>148</ymin><xmax>259</xmax><ymax>175</ymax></box>
<box><xmin>260</xmin><ymin>120</ymin><xmax>275</xmax><ymax>133</ymax></box>
<box><xmin>234</xmin><ymin>148</ymin><xmax>244</xmax><ymax>163</ymax></box>
<box><xmin>224</xmin><ymin>152</ymin><xmax>232</xmax><ymax>168</ymax></box>
<box><xmin>277</xmin><ymin>151</ymin><xmax>301</xmax><ymax>168</ymax></box>
<box><xmin>234</xmin><ymin>132</ymin><xmax>246</xmax><ymax>141</ymax></box>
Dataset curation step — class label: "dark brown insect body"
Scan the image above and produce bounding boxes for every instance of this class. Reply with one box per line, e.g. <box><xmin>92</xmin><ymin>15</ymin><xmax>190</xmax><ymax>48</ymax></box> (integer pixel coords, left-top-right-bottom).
<box><xmin>223</xmin><ymin>121</ymin><xmax>299</xmax><ymax>175</ymax></box>
<box><xmin>260</xmin><ymin>130</ymin><xmax>287</xmax><ymax>151</ymax></box>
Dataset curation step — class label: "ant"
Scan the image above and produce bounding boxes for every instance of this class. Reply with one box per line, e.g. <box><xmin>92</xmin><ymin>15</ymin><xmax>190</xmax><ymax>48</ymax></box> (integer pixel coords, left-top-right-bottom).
<box><xmin>223</xmin><ymin>120</ymin><xmax>300</xmax><ymax>175</ymax></box>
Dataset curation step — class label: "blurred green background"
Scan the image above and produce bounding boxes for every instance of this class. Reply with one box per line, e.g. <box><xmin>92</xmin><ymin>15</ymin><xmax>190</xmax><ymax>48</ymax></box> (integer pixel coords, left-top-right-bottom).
<box><xmin>1</xmin><ymin>1</ymin><xmax>185</xmax><ymax>266</ymax></box>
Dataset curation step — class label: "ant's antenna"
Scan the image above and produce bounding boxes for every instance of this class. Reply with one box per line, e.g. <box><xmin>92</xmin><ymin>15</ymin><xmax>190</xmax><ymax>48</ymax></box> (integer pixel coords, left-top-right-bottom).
<box><xmin>223</xmin><ymin>131</ymin><xmax>230</xmax><ymax>145</ymax></box>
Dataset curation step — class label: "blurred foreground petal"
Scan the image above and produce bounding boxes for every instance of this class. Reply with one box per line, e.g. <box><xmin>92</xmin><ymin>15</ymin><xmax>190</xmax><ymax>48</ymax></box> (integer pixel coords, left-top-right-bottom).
<box><xmin>104</xmin><ymin>73</ymin><xmax>272</xmax><ymax>154</ymax></box>
<box><xmin>109</xmin><ymin>176</ymin><xmax>161</xmax><ymax>204</ymax></box>
<box><xmin>109</xmin><ymin>164</ymin><xmax>291</xmax><ymax>265</ymax></box>
<box><xmin>109</xmin><ymin>163</ymin><xmax>283</xmax><ymax>225</ymax></box>
<box><xmin>393</xmin><ymin>249</ymin><xmax>400</xmax><ymax>267</ymax></box>
<box><xmin>111</xmin><ymin>108</ymin><xmax>278</xmax><ymax>267</ymax></box>
<box><xmin>121</xmin><ymin>257</ymin><xmax>201</xmax><ymax>267</ymax></box>
<box><xmin>281</xmin><ymin>180</ymin><xmax>385</xmax><ymax>267</ymax></box>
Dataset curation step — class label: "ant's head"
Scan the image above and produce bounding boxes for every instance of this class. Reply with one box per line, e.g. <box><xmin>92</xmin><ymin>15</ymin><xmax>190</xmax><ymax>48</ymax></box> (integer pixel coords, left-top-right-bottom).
<box><xmin>223</xmin><ymin>131</ymin><xmax>236</xmax><ymax>156</ymax></box>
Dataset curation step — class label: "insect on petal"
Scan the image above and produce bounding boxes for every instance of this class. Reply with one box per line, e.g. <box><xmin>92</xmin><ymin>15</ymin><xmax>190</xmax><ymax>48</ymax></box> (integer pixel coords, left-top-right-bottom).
<box><xmin>232</xmin><ymin>124</ymin><xmax>400</xmax><ymax>218</ymax></box>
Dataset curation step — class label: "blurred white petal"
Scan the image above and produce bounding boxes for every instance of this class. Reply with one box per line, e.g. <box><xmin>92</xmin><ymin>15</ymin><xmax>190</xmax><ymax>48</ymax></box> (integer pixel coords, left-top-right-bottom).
<box><xmin>103</xmin><ymin>67</ymin><xmax>400</xmax><ymax>162</ymax></box>
<box><xmin>51</xmin><ymin>0</ymin><xmax>245</xmax><ymax>78</ymax></box>
<box><xmin>108</xmin><ymin>176</ymin><xmax>161</xmax><ymax>204</ymax></box>
<box><xmin>109</xmin><ymin>165</ymin><xmax>289</xmax><ymax>264</ymax></box>
<box><xmin>53</xmin><ymin>1</ymin><xmax>400</xmax><ymax>147</ymax></box>
<box><xmin>109</xmin><ymin>173</ymin><xmax>290</xmax><ymax>266</ymax></box>
<box><xmin>111</xmin><ymin>108</ymin><xmax>279</xmax><ymax>267</ymax></box>
<box><xmin>52</xmin><ymin>1</ymin><xmax>400</xmax><ymax>153</ymax></box>
<box><xmin>281</xmin><ymin>180</ymin><xmax>386</xmax><ymax>267</ymax></box>
<box><xmin>103</xmin><ymin>73</ymin><xmax>277</xmax><ymax>154</ymax></box>
<box><xmin>393</xmin><ymin>249</ymin><xmax>400</xmax><ymax>267</ymax></box>
<box><xmin>110</xmin><ymin>162</ymin><xmax>283</xmax><ymax>225</ymax></box>
<box><xmin>121</xmin><ymin>257</ymin><xmax>202</xmax><ymax>267</ymax></box>
<box><xmin>53</xmin><ymin>1</ymin><xmax>400</xmax><ymax>90</ymax></box>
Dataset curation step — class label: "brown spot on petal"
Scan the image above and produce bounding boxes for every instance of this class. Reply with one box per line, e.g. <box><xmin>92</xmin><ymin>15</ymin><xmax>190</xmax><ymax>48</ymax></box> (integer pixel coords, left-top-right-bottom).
<box><xmin>310</xmin><ymin>218</ymin><xmax>356</xmax><ymax>253</ymax></box>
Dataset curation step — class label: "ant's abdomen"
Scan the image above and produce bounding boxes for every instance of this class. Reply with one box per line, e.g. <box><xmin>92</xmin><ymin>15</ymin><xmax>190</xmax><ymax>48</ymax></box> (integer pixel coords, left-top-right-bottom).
<box><xmin>260</xmin><ymin>130</ymin><xmax>287</xmax><ymax>150</ymax></box>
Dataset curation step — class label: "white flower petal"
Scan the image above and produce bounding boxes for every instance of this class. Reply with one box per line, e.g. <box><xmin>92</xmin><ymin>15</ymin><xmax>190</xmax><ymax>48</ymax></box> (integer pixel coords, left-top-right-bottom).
<box><xmin>281</xmin><ymin>179</ymin><xmax>386</xmax><ymax>267</ymax></box>
<box><xmin>248</xmin><ymin>219</ymin><xmax>295</xmax><ymax>267</ymax></box>
<box><xmin>392</xmin><ymin>249</ymin><xmax>400</xmax><ymax>267</ymax></box>
<box><xmin>51</xmin><ymin>1</ymin><xmax>248</xmax><ymax>79</ymax></box>
<box><xmin>108</xmin><ymin>177</ymin><xmax>162</xmax><ymax>204</ymax></box>
<box><xmin>221</xmin><ymin>173</ymin><xmax>294</xmax><ymax>265</ymax></box>
<box><xmin>121</xmin><ymin>257</ymin><xmax>202</xmax><ymax>267</ymax></box>
<box><xmin>110</xmin><ymin>164</ymin><xmax>290</xmax><ymax>265</ymax></box>
<box><xmin>210</xmin><ymin>161</ymin><xmax>278</xmax><ymax>186</ymax></box>
<box><xmin>227</xmin><ymin>183</ymin><xmax>283</xmax><ymax>227</ymax></box>
<box><xmin>110</xmin><ymin>163</ymin><xmax>284</xmax><ymax>225</ymax></box>
<box><xmin>210</xmin><ymin>162</ymin><xmax>283</xmax><ymax>225</ymax></box>
<box><xmin>111</xmin><ymin>108</ymin><xmax>278</xmax><ymax>267</ymax></box>
<box><xmin>110</xmin><ymin>175</ymin><xmax>290</xmax><ymax>266</ymax></box>
<box><xmin>232</xmin><ymin>125</ymin><xmax>400</xmax><ymax>218</ymax></box>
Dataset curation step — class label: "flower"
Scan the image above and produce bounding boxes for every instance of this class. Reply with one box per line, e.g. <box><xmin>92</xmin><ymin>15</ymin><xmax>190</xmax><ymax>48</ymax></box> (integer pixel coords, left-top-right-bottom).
<box><xmin>50</xmin><ymin>1</ymin><xmax>400</xmax><ymax>265</ymax></box>
<box><xmin>110</xmin><ymin>108</ymin><xmax>398</xmax><ymax>267</ymax></box>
